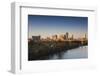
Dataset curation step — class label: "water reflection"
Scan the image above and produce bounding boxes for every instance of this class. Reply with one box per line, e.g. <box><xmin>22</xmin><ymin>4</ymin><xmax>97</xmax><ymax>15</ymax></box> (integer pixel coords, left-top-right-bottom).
<box><xmin>49</xmin><ymin>46</ymin><xmax>88</xmax><ymax>59</ymax></box>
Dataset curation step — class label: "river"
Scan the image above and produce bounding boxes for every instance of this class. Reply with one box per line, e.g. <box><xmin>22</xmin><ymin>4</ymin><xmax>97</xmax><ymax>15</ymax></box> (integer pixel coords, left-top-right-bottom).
<box><xmin>49</xmin><ymin>46</ymin><xmax>88</xmax><ymax>59</ymax></box>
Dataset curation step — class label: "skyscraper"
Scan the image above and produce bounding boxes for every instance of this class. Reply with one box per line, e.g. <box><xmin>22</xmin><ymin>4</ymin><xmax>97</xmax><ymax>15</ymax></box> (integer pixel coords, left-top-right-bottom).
<box><xmin>52</xmin><ymin>35</ymin><xmax>57</xmax><ymax>40</ymax></box>
<box><xmin>85</xmin><ymin>34</ymin><xmax>87</xmax><ymax>39</ymax></box>
<box><xmin>71</xmin><ymin>34</ymin><xmax>74</xmax><ymax>40</ymax></box>
<box><xmin>65</xmin><ymin>32</ymin><xmax>69</xmax><ymax>40</ymax></box>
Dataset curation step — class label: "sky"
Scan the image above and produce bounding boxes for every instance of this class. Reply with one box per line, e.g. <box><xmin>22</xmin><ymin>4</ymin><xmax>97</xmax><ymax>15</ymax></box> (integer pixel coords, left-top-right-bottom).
<box><xmin>28</xmin><ymin>15</ymin><xmax>88</xmax><ymax>39</ymax></box>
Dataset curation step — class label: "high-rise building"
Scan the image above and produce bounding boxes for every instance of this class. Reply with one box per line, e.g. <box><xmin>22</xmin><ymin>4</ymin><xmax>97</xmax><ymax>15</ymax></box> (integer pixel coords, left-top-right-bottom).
<box><xmin>65</xmin><ymin>32</ymin><xmax>69</xmax><ymax>40</ymax></box>
<box><xmin>71</xmin><ymin>34</ymin><xmax>74</xmax><ymax>40</ymax></box>
<box><xmin>52</xmin><ymin>35</ymin><xmax>57</xmax><ymax>40</ymax></box>
<box><xmin>59</xmin><ymin>34</ymin><xmax>65</xmax><ymax>41</ymax></box>
<box><xmin>85</xmin><ymin>34</ymin><xmax>87</xmax><ymax>39</ymax></box>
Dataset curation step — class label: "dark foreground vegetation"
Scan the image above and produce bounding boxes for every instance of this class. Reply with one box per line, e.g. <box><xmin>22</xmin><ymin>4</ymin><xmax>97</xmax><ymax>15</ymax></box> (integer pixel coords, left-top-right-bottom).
<box><xmin>28</xmin><ymin>40</ymin><xmax>88</xmax><ymax>60</ymax></box>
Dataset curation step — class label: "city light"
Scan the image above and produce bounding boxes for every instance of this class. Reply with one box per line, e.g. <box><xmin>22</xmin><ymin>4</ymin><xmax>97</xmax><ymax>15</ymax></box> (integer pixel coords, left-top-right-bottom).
<box><xmin>28</xmin><ymin>32</ymin><xmax>87</xmax><ymax>42</ymax></box>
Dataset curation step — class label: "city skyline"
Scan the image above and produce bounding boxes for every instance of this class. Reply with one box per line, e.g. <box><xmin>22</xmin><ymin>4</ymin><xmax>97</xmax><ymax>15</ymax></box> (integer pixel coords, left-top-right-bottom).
<box><xmin>28</xmin><ymin>15</ymin><xmax>88</xmax><ymax>39</ymax></box>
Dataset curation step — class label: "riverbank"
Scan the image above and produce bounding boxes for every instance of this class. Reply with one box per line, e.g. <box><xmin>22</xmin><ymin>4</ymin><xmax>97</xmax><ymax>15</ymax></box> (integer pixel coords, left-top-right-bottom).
<box><xmin>28</xmin><ymin>40</ymin><xmax>88</xmax><ymax>60</ymax></box>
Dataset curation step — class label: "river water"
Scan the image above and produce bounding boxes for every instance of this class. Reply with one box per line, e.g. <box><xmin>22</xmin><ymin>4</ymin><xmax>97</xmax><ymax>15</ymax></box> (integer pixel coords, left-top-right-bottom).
<box><xmin>49</xmin><ymin>46</ymin><xmax>88</xmax><ymax>59</ymax></box>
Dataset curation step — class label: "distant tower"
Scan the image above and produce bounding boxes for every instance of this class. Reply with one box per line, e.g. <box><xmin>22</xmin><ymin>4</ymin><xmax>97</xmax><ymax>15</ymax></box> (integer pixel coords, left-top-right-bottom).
<box><xmin>55</xmin><ymin>35</ymin><xmax>57</xmax><ymax>40</ymax></box>
<box><xmin>85</xmin><ymin>34</ymin><xmax>87</xmax><ymax>39</ymax></box>
<box><xmin>65</xmin><ymin>32</ymin><xmax>69</xmax><ymax>40</ymax></box>
<box><xmin>71</xmin><ymin>34</ymin><xmax>74</xmax><ymax>40</ymax></box>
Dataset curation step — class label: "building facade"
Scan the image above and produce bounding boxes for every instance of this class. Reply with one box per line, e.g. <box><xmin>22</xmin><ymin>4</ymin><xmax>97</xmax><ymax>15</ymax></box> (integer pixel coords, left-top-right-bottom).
<box><xmin>32</xmin><ymin>36</ymin><xmax>41</xmax><ymax>42</ymax></box>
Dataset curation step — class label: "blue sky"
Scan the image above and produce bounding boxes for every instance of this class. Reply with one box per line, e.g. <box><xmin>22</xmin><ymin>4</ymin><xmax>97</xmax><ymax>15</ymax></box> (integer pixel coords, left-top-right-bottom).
<box><xmin>28</xmin><ymin>15</ymin><xmax>88</xmax><ymax>39</ymax></box>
